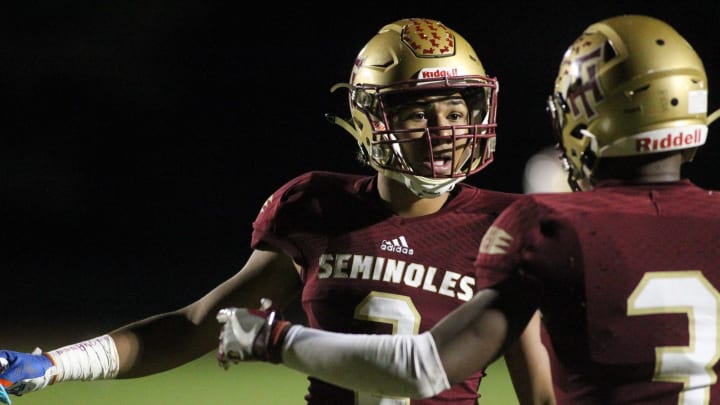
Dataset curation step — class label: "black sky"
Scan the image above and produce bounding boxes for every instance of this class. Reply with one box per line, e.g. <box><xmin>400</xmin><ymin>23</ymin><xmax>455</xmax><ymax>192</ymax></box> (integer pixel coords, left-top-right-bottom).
<box><xmin>3</xmin><ymin>1</ymin><xmax>719</xmax><ymax>325</ymax></box>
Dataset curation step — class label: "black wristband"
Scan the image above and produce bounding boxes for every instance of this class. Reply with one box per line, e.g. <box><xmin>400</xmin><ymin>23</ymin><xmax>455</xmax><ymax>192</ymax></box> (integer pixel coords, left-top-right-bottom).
<box><xmin>266</xmin><ymin>320</ymin><xmax>292</xmax><ymax>364</ymax></box>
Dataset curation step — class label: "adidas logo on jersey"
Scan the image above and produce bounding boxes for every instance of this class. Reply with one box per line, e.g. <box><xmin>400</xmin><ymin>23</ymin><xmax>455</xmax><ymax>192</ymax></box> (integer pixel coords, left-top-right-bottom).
<box><xmin>380</xmin><ymin>235</ymin><xmax>414</xmax><ymax>255</ymax></box>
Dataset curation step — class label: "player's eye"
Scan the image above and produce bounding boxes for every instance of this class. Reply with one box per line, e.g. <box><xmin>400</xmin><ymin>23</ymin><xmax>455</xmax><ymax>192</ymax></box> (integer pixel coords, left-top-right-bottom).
<box><xmin>447</xmin><ymin>112</ymin><xmax>466</xmax><ymax>122</ymax></box>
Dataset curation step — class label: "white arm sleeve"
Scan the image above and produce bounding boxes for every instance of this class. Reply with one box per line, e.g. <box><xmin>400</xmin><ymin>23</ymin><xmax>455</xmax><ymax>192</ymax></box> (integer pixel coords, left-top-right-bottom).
<box><xmin>281</xmin><ymin>326</ymin><xmax>450</xmax><ymax>398</ymax></box>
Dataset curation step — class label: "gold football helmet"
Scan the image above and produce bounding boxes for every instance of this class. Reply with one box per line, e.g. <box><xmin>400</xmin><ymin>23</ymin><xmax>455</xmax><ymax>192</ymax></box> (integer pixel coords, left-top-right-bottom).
<box><xmin>328</xmin><ymin>18</ymin><xmax>498</xmax><ymax>198</ymax></box>
<box><xmin>547</xmin><ymin>14</ymin><xmax>716</xmax><ymax>191</ymax></box>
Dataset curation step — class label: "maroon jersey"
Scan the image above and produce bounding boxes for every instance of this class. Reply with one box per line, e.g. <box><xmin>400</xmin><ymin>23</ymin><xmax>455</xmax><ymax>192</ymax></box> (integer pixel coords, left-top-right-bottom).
<box><xmin>253</xmin><ymin>171</ymin><xmax>518</xmax><ymax>405</ymax></box>
<box><xmin>475</xmin><ymin>179</ymin><xmax>720</xmax><ymax>404</ymax></box>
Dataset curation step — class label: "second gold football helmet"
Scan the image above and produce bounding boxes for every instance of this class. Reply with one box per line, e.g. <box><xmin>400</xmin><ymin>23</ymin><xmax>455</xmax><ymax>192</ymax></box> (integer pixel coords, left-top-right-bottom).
<box><xmin>547</xmin><ymin>14</ymin><xmax>715</xmax><ymax>190</ymax></box>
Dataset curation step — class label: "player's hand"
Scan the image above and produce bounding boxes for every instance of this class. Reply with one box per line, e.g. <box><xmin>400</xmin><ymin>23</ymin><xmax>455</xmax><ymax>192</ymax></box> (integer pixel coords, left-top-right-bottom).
<box><xmin>0</xmin><ymin>348</ymin><xmax>57</xmax><ymax>403</ymax></box>
<box><xmin>216</xmin><ymin>298</ymin><xmax>292</xmax><ymax>368</ymax></box>
<box><xmin>0</xmin><ymin>384</ymin><xmax>9</xmax><ymax>405</ymax></box>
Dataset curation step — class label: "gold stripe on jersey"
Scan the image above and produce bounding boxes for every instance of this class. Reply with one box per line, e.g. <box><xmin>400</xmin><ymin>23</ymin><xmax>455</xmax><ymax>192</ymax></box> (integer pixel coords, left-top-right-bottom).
<box><xmin>479</xmin><ymin>225</ymin><xmax>512</xmax><ymax>255</ymax></box>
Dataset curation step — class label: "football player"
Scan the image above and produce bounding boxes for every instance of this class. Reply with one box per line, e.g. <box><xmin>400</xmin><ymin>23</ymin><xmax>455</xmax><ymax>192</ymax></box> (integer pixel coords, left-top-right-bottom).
<box><xmin>0</xmin><ymin>18</ymin><xmax>554</xmax><ymax>405</ymax></box>
<box><xmin>216</xmin><ymin>14</ymin><xmax>720</xmax><ymax>404</ymax></box>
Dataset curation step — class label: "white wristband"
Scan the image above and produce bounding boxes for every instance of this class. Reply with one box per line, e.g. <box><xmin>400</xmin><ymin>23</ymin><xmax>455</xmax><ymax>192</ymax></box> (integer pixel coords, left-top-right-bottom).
<box><xmin>46</xmin><ymin>335</ymin><xmax>120</xmax><ymax>383</ymax></box>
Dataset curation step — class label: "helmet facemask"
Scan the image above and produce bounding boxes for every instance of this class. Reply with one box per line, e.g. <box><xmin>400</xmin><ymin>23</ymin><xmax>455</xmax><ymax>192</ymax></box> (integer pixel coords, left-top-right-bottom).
<box><xmin>354</xmin><ymin>76</ymin><xmax>497</xmax><ymax>194</ymax></box>
<box><xmin>546</xmin><ymin>91</ymin><xmax>596</xmax><ymax>191</ymax></box>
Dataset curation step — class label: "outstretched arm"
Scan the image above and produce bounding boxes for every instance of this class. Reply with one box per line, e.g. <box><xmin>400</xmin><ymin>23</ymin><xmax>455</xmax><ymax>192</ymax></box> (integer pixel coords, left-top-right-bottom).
<box><xmin>217</xmin><ymin>276</ymin><xmax>543</xmax><ymax>400</ymax></box>
<box><xmin>218</xmin><ymin>289</ymin><xmax>518</xmax><ymax>398</ymax></box>
<box><xmin>111</xmin><ymin>249</ymin><xmax>301</xmax><ymax>377</ymax></box>
<box><xmin>0</xmin><ymin>249</ymin><xmax>301</xmax><ymax>400</ymax></box>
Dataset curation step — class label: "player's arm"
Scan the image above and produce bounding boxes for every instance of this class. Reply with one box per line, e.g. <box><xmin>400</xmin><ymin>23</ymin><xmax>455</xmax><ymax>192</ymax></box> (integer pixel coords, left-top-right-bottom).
<box><xmin>0</xmin><ymin>249</ymin><xmax>301</xmax><ymax>400</ymax></box>
<box><xmin>503</xmin><ymin>311</ymin><xmax>556</xmax><ymax>405</ymax></box>
<box><xmin>112</xmin><ymin>249</ymin><xmax>301</xmax><ymax>377</ymax></box>
<box><xmin>217</xmin><ymin>276</ymin><xmax>540</xmax><ymax>399</ymax></box>
<box><xmin>216</xmin><ymin>288</ymin><xmax>509</xmax><ymax>398</ymax></box>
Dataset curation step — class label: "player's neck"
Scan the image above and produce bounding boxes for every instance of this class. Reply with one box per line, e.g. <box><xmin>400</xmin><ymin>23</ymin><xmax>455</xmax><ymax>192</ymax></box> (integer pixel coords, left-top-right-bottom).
<box><xmin>592</xmin><ymin>152</ymin><xmax>683</xmax><ymax>184</ymax></box>
<box><xmin>377</xmin><ymin>175</ymin><xmax>449</xmax><ymax>218</ymax></box>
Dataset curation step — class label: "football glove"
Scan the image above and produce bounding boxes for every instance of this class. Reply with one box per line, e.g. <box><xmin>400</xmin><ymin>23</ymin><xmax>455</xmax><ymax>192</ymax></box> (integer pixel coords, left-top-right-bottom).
<box><xmin>217</xmin><ymin>298</ymin><xmax>292</xmax><ymax>368</ymax></box>
<box><xmin>0</xmin><ymin>348</ymin><xmax>57</xmax><ymax>402</ymax></box>
<box><xmin>0</xmin><ymin>385</ymin><xmax>8</xmax><ymax>405</ymax></box>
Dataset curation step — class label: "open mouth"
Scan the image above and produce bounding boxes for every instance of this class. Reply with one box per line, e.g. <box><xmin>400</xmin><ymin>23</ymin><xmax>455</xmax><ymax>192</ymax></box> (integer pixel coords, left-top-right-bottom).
<box><xmin>421</xmin><ymin>149</ymin><xmax>454</xmax><ymax>175</ymax></box>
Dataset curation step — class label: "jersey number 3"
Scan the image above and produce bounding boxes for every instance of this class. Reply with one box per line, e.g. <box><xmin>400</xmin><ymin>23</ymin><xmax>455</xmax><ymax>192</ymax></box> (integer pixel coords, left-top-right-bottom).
<box><xmin>628</xmin><ymin>271</ymin><xmax>719</xmax><ymax>405</ymax></box>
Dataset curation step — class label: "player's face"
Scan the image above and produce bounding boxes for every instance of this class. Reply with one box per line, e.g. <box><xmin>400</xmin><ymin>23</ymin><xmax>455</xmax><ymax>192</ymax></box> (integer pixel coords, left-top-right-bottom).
<box><xmin>386</xmin><ymin>91</ymin><xmax>473</xmax><ymax>177</ymax></box>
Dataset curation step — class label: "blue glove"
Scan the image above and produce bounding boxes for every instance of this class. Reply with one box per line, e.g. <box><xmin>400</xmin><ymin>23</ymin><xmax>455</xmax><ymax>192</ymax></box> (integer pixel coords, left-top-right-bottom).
<box><xmin>0</xmin><ymin>349</ymin><xmax>57</xmax><ymax>402</ymax></box>
<box><xmin>0</xmin><ymin>385</ymin><xmax>9</xmax><ymax>405</ymax></box>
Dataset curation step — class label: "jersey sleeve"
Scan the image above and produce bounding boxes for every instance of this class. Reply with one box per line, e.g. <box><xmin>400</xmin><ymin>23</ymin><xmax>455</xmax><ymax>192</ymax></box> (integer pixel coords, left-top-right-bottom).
<box><xmin>250</xmin><ymin>172</ymin><xmax>316</xmax><ymax>261</ymax></box>
<box><xmin>475</xmin><ymin>195</ymin><xmax>582</xmax><ymax>287</ymax></box>
<box><xmin>473</xmin><ymin>197</ymin><xmax>536</xmax><ymax>286</ymax></box>
<box><xmin>249</xmin><ymin>171</ymin><xmax>368</xmax><ymax>267</ymax></box>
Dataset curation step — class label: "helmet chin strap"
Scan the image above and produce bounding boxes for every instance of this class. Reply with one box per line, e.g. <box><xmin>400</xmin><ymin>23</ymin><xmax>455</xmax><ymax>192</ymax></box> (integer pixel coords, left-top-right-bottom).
<box><xmin>384</xmin><ymin>134</ymin><xmax>476</xmax><ymax>198</ymax></box>
<box><xmin>383</xmin><ymin>169</ymin><xmax>464</xmax><ymax>198</ymax></box>
<box><xmin>708</xmin><ymin>108</ymin><xmax>720</xmax><ymax>126</ymax></box>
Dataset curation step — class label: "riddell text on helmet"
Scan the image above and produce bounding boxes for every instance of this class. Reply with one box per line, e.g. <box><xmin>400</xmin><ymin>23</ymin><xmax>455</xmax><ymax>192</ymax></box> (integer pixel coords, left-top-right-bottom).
<box><xmin>635</xmin><ymin>127</ymin><xmax>704</xmax><ymax>152</ymax></box>
<box><xmin>606</xmin><ymin>125</ymin><xmax>707</xmax><ymax>156</ymax></box>
<box><xmin>418</xmin><ymin>67</ymin><xmax>459</xmax><ymax>79</ymax></box>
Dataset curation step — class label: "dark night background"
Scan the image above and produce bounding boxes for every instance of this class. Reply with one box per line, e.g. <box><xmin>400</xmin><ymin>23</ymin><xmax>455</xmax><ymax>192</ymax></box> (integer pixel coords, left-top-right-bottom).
<box><xmin>3</xmin><ymin>1</ymin><xmax>720</xmax><ymax>333</ymax></box>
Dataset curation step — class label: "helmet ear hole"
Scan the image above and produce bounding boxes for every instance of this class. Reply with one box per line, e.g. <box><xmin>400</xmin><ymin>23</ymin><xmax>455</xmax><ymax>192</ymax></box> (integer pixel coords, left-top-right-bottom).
<box><xmin>570</xmin><ymin>125</ymin><xmax>587</xmax><ymax>140</ymax></box>
<box><xmin>353</xmin><ymin>117</ymin><xmax>365</xmax><ymax>133</ymax></box>
<box><xmin>603</xmin><ymin>41</ymin><xmax>616</xmax><ymax>61</ymax></box>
